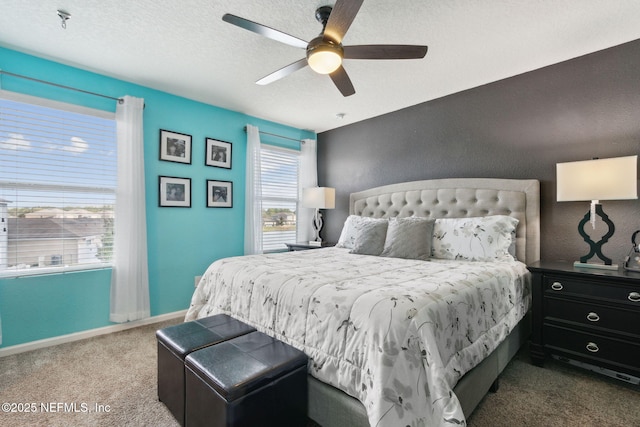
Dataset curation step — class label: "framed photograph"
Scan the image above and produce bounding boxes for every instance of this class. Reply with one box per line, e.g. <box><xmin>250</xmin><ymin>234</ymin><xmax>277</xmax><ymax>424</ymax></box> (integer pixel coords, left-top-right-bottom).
<box><xmin>159</xmin><ymin>176</ymin><xmax>191</xmax><ymax>207</ymax></box>
<box><xmin>160</xmin><ymin>129</ymin><xmax>192</xmax><ymax>164</ymax></box>
<box><xmin>207</xmin><ymin>180</ymin><xmax>233</xmax><ymax>208</ymax></box>
<box><xmin>205</xmin><ymin>138</ymin><xmax>232</xmax><ymax>169</ymax></box>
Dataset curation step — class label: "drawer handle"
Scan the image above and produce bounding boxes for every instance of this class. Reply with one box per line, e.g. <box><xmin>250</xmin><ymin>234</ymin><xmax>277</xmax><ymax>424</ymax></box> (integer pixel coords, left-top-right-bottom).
<box><xmin>629</xmin><ymin>292</ymin><xmax>640</xmax><ymax>302</ymax></box>
<box><xmin>586</xmin><ymin>342</ymin><xmax>599</xmax><ymax>353</ymax></box>
<box><xmin>586</xmin><ymin>312</ymin><xmax>600</xmax><ymax>322</ymax></box>
<box><xmin>551</xmin><ymin>282</ymin><xmax>563</xmax><ymax>291</ymax></box>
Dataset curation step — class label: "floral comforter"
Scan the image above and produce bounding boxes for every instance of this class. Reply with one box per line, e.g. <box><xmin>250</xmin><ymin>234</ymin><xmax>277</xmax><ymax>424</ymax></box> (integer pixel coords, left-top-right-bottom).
<box><xmin>185</xmin><ymin>247</ymin><xmax>530</xmax><ymax>427</ymax></box>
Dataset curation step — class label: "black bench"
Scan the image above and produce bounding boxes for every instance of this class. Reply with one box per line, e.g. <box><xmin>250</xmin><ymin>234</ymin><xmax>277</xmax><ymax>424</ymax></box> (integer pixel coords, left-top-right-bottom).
<box><xmin>156</xmin><ymin>315</ymin><xmax>255</xmax><ymax>426</ymax></box>
<box><xmin>184</xmin><ymin>330</ymin><xmax>308</xmax><ymax>427</ymax></box>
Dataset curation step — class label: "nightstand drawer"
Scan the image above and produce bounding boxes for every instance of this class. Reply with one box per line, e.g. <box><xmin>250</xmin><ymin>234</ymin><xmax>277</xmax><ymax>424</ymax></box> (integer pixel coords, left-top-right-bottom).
<box><xmin>545</xmin><ymin>297</ymin><xmax>640</xmax><ymax>337</ymax></box>
<box><xmin>544</xmin><ymin>276</ymin><xmax>640</xmax><ymax>307</ymax></box>
<box><xmin>544</xmin><ymin>325</ymin><xmax>640</xmax><ymax>370</ymax></box>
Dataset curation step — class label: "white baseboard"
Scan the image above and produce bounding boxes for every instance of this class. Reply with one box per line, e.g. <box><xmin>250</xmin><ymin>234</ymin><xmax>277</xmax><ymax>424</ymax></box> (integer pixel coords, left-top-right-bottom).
<box><xmin>0</xmin><ymin>309</ymin><xmax>187</xmax><ymax>358</ymax></box>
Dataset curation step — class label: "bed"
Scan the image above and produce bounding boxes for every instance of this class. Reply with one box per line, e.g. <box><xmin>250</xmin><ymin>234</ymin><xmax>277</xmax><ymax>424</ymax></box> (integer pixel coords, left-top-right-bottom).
<box><xmin>186</xmin><ymin>178</ymin><xmax>540</xmax><ymax>426</ymax></box>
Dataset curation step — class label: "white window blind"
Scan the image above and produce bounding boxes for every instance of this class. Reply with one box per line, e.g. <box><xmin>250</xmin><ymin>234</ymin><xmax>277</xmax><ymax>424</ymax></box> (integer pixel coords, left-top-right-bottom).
<box><xmin>260</xmin><ymin>145</ymin><xmax>299</xmax><ymax>252</ymax></box>
<box><xmin>0</xmin><ymin>93</ymin><xmax>117</xmax><ymax>277</ymax></box>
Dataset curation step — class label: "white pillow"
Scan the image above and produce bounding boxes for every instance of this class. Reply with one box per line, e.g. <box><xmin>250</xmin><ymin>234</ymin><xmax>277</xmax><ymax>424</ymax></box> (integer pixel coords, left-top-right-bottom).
<box><xmin>336</xmin><ymin>215</ymin><xmax>359</xmax><ymax>249</ymax></box>
<box><xmin>336</xmin><ymin>215</ymin><xmax>387</xmax><ymax>249</ymax></box>
<box><xmin>431</xmin><ymin>215</ymin><xmax>519</xmax><ymax>262</ymax></box>
<box><xmin>380</xmin><ymin>217</ymin><xmax>435</xmax><ymax>260</ymax></box>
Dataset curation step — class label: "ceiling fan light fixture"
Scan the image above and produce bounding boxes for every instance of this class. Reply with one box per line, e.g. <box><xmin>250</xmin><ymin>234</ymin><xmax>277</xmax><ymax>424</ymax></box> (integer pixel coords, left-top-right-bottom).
<box><xmin>308</xmin><ymin>50</ymin><xmax>342</xmax><ymax>74</ymax></box>
<box><xmin>307</xmin><ymin>37</ymin><xmax>343</xmax><ymax>74</ymax></box>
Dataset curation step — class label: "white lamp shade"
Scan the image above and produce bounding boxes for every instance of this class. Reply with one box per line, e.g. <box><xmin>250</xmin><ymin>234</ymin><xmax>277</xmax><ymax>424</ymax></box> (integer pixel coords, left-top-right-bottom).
<box><xmin>557</xmin><ymin>155</ymin><xmax>638</xmax><ymax>202</ymax></box>
<box><xmin>302</xmin><ymin>187</ymin><xmax>336</xmax><ymax>209</ymax></box>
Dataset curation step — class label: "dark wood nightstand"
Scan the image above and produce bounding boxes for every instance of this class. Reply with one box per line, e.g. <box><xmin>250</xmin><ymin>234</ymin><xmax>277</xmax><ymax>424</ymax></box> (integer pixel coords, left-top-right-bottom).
<box><xmin>285</xmin><ymin>242</ymin><xmax>335</xmax><ymax>251</ymax></box>
<box><xmin>527</xmin><ymin>261</ymin><xmax>640</xmax><ymax>384</ymax></box>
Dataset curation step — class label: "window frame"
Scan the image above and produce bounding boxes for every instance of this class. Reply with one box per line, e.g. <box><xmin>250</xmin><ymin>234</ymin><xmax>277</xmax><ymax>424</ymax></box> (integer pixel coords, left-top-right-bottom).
<box><xmin>0</xmin><ymin>90</ymin><xmax>116</xmax><ymax>278</ymax></box>
<box><xmin>259</xmin><ymin>143</ymin><xmax>300</xmax><ymax>253</ymax></box>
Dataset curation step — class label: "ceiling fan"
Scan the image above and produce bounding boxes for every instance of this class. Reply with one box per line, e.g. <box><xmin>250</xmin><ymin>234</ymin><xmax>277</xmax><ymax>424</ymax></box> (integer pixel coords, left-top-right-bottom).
<box><xmin>222</xmin><ymin>0</ymin><xmax>428</xmax><ymax>97</ymax></box>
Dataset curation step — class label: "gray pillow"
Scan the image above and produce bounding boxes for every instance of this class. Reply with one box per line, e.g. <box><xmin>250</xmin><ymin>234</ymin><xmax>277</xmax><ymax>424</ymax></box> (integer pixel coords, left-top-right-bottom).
<box><xmin>349</xmin><ymin>218</ymin><xmax>389</xmax><ymax>256</ymax></box>
<box><xmin>380</xmin><ymin>217</ymin><xmax>435</xmax><ymax>260</ymax></box>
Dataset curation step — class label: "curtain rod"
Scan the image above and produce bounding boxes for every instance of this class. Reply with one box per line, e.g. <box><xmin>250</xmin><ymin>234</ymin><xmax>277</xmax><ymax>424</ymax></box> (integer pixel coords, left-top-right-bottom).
<box><xmin>243</xmin><ymin>126</ymin><xmax>305</xmax><ymax>143</ymax></box>
<box><xmin>0</xmin><ymin>70</ymin><xmax>124</xmax><ymax>104</ymax></box>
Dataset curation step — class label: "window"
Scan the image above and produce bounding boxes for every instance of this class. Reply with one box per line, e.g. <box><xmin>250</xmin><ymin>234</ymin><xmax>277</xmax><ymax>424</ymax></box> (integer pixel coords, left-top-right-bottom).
<box><xmin>0</xmin><ymin>92</ymin><xmax>117</xmax><ymax>277</ymax></box>
<box><xmin>260</xmin><ymin>145</ymin><xmax>299</xmax><ymax>252</ymax></box>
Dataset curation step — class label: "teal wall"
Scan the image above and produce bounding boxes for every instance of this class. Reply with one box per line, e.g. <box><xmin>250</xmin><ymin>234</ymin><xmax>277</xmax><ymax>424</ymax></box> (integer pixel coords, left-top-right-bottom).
<box><xmin>0</xmin><ymin>47</ymin><xmax>314</xmax><ymax>348</ymax></box>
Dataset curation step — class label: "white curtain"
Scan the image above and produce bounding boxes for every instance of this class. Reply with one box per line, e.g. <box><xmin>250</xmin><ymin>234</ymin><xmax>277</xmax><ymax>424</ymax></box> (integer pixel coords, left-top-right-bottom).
<box><xmin>244</xmin><ymin>125</ymin><xmax>263</xmax><ymax>255</ymax></box>
<box><xmin>297</xmin><ymin>139</ymin><xmax>318</xmax><ymax>243</ymax></box>
<box><xmin>110</xmin><ymin>96</ymin><xmax>150</xmax><ymax>323</ymax></box>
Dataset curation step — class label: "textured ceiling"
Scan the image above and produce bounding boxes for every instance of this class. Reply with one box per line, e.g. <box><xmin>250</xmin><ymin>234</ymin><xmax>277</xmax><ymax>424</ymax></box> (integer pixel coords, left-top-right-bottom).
<box><xmin>1</xmin><ymin>1</ymin><xmax>640</xmax><ymax>133</ymax></box>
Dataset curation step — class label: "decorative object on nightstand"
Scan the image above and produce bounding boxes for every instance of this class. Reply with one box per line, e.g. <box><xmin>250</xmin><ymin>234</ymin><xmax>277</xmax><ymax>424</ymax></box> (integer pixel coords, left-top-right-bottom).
<box><xmin>528</xmin><ymin>261</ymin><xmax>640</xmax><ymax>385</ymax></box>
<box><xmin>556</xmin><ymin>155</ymin><xmax>638</xmax><ymax>270</ymax></box>
<box><xmin>302</xmin><ymin>187</ymin><xmax>335</xmax><ymax>246</ymax></box>
<box><xmin>624</xmin><ymin>230</ymin><xmax>640</xmax><ymax>273</ymax></box>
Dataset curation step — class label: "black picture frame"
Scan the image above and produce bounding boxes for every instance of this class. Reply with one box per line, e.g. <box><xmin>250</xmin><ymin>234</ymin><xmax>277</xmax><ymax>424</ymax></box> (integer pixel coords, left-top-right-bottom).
<box><xmin>205</xmin><ymin>138</ymin><xmax>232</xmax><ymax>169</ymax></box>
<box><xmin>207</xmin><ymin>180</ymin><xmax>233</xmax><ymax>208</ymax></box>
<box><xmin>159</xmin><ymin>176</ymin><xmax>191</xmax><ymax>207</ymax></box>
<box><xmin>160</xmin><ymin>129</ymin><xmax>192</xmax><ymax>164</ymax></box>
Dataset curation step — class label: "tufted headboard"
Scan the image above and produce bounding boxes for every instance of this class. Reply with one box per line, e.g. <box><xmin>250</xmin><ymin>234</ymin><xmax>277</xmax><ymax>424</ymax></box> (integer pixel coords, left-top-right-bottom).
<box><xmin>349</xmin><ymin>178</ymin><xmax>540</xmax><ymax>265</ymax></box>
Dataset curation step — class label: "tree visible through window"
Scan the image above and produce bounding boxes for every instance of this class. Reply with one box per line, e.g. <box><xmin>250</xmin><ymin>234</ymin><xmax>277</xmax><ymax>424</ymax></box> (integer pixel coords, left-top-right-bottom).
<box><xmin>260</xmin><ymin>146</ymin><xmax>299</xmax><ymax>252</ymax></box>
<box><xmin>0</xmin><ymin>94</ymin><xmax>117</xmax><ymax>276</ymax></box>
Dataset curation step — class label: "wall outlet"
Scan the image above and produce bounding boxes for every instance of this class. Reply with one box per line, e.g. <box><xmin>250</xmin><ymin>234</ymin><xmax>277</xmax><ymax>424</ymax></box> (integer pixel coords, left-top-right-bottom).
<box><xmin>194</xmin><ymin>275</ymin><xmax>202</xmax><ymax>288</ymax></box>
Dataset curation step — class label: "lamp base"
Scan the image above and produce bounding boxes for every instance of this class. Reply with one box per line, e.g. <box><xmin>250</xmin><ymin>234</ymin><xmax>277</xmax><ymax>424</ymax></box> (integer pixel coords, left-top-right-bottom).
<box><xmin>312</xmin><ymin>208</ymin><xmax>324</xmax><ymax>243</ymax></box>
<box><xmin>576</xmin><ymin>203</ymin><xmax>615</xmax><ymax>266</ymax></box>
<box><xmin>573</xmin><ymin>261</ymin><xmax>619</xmax><ymax>271</ymax></box>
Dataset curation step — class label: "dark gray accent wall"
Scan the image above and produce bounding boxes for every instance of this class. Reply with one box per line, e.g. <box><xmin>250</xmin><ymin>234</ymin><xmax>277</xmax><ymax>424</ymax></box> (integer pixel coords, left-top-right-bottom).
<box><xmin>318</xmin><ymin>39</ymin><xmax>640</xmax><ymax>264</ymax></box>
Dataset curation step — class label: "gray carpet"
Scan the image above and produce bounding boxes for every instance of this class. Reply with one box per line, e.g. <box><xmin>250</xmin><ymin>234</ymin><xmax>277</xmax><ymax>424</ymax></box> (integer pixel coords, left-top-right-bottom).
<box><xmin>0</xmin><ymin>317</ymin><xmax>638</xmax><ymax>426</ymax></box>
<box><xmin>468</xmin><ymin>350</ymin><xmax>640</xmax><ymax>426</ymax></box>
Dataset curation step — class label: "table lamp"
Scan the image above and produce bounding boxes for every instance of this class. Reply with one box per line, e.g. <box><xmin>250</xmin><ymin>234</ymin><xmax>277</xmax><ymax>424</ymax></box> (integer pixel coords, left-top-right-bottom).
<box><xmin>556</xmin><ymin>155</ymin><xmax>637</xmax><ymax>269</ymax></box>
<box><xmin>302</xmin><ymin>187</ymin><xmax>335</xmax><ymax>245</ymax></box>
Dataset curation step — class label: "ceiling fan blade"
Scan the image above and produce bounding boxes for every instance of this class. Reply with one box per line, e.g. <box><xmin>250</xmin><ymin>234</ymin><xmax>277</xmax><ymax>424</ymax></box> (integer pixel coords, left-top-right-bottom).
<box><xmin>329</xmin><ymin>66</ymin><xmax>355</xmax><ymax>97</ymax></box>
<box><xmin>256</xmin><ymin>58</ymin><xmax>308</xmax><ymax>85</ymax></box>
<box><xmin>222</xmin><ymin>14</ymin><xmax>308</xmax><ymax>49</ymax></box>
<box><xmin>344</xmin><ymin>45</ymin><xmax>428</xmax><ymax>60</ymax></box>
<box><xmin>324</xmin><ymin>0</ymin><xmax>364</xmax><ymax>44</ymax></box>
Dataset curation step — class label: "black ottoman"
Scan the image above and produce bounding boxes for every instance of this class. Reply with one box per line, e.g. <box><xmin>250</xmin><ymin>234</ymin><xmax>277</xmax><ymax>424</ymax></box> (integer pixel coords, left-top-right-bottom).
<box><xmin>156</xmin><ymin>315</ymin><xmax>255</xmax><ymax>426</ymax></box>
<box><xmin>184</xmin><ymin>331</ymin><xmax>308</xmax><ymax>427</ymax></box>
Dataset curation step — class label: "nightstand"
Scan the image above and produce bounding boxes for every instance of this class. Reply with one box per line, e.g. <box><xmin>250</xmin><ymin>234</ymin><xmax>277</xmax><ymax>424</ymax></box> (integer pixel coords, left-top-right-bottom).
<box><xmin>527</xmin><ymin>261</ymin><xmax>640</xmax><ymax>384</ymax></box>
<box><xmin>285</xmin><ymin>242</ymin><xmax>335</xmax><ymax>251</ymax></box>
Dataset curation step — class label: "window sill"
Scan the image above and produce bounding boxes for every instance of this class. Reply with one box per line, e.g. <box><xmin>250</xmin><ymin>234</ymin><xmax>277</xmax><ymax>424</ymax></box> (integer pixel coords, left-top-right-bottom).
<box><xmin>0</xmin><ymin>263</ymin><xmax>113</xmax><ymax>279</ymax></box>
